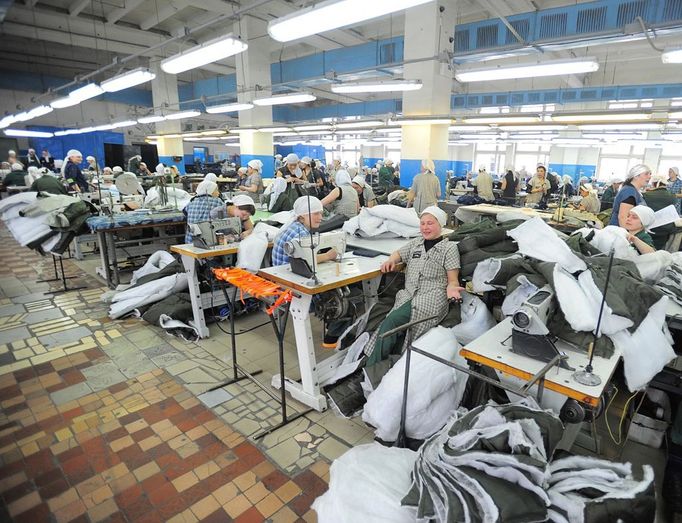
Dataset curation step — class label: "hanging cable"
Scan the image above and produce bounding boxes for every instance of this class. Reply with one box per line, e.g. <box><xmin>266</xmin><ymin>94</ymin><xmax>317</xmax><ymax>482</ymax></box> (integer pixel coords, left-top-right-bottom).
<box><xmin>636</xmin><ymin>16</ymin><xmax>664</xmax><ymax>53</ymax></box>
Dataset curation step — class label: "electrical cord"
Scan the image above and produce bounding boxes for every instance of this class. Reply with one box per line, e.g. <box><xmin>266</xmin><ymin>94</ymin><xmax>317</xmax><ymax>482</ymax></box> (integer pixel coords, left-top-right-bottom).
<box><xmin>637</xmin><ymin>16</ymin><xmax>664</xmax><ymax>52</ymax></box>
<box><xmin>603</xmin><ymin>385</ymin><xmax>643</xmax><ymax>445</ymax></box>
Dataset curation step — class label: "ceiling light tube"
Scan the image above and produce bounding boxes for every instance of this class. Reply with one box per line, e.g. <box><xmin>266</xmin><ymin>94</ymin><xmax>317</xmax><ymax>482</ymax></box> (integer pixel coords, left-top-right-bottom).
<box><xmin>455</xmin><ymin>58</ymin><xmax>599</xmax><ymax>82</ymax></box>
<box><xmin>498</xmin><ymin>125</ymin><xmax>565</xmax><ymax>131</ymax></box>
<box><xmin>578</xmin><ymin>123</ymin><xmax>662</xmax><ymax>131</ymax></box>
<box><xmin>331</xmin><ymin>80</ymin><xmax>422</xmax><ymax>94</ymax></box>
<box><xmin>200</xmin><ymin>130</ymin><xmax>227</xmax><ymax>136</ymax></box>
<box><xmin>137</xmin><ymin>115</ymin><xmax>166</xmax><ymax>124</ymax></box>
<box><xmin>205</xmin><ymin>102</ymin><xmax>254</xmax><ymax>114</ymax></box>
<box><xmin>69</xmin><ymin>83</ymin><xmax>104</xmax><ymax>102</ymax></box>
<box><xmin>4</xmin><ymin>129</ymin><xmax>54</xmax><ymax>138</ymax></box>
<box><xmin>111</xmin><ymin>120</ymin><xmax>137</xmax><ymax>128</ymax></box>
<box><xmin>92</xmin><ymin>124</ymin><xmax>116</xmax><ymax>131</ymax></box>
<box><xmin>50</xmin><ymin>96</ymin><xmax>81</xmax><ymax>109</ymax></box>
<box><xmin>161</xmin><ymin>34</ymin><xmax>247</xmax><ymax>75</ymax></box>
<box><xmin>293</xmin><ymin>124</ymin><xmax>331</xmax><ymax>131</ymax></box>
<box><xmin>551</xmin><ymin>112</ymin><xmax>651</xmax><ymax>122</ymax></box>
<box><xmin>670</xmin><ymin>111</ymin><xmax>682</xmax><ymax>119</ymax></box>
<box><xmin>448</xmin><ymin>125</ymin><xmax>491</xmax><ymax>132</ymax></box>
<box><xmin>26</xmin><ymin>105</ymin><xmax>53</xmax><ymax>119</ymax></box>
<box><xmin>165</xmin><ymin>110</ymin><xmax>201</xmax><ymax>120</ymax></box>
<box><xmin>257</xmin><ymin>126</ymin><xmax>292</xmax><ymax>133</ymax></box>
<box><xmin>268</xmin><ymin>0</ymin><xmax>434</xmax><ymax>42</ymax></box>
<box><xmin>184</xmin><ymin>137</ymin><xmax>220</xmax><ymax>141</ymax></box>
<box><xmin>335</xmin><ymin>120</ymin><xmax>383</xmax><ymax>128</ymax></box>
<box><xmin>13</xmin><ymin>112</ymin><xmax>31</xmax><ymax>122</ymax></box>
<box><xmin>395</xmin><ymin>118</ymin><xmax>453</xmax><ymax>125</ymax></box>
<box><xmin>54</xmin><ymin>130</ymin><xmax>77</xmax><ymax>136</ymax></box>
<box><xmin>228</xmin><ymin>128</ymin><xmax>256</xmax><ymax>134</ymax></box>
<box><xmin>662</xmin><ymin>47</ymin><xmax>682</xmax><ymax>64</ymax></box>
<box><xmin>462</xmin><ymin>115</ymin><xmax>541</xmax><ymax>124</ymax></box>
<box><xmin>101</xmin><ymin>67</ymin><xmax>156</xmax><ymax>92</ymax></box>
<box><xmin>253</xmin><ymin>93</ymin><xmax>316</xmax><ymax>106</ymax></box>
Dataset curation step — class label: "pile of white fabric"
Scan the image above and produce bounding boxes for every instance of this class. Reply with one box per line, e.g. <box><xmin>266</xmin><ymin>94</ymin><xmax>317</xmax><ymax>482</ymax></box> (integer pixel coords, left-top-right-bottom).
<box><xmin>236</xmin><ymin>222</ymin><xmax>279</xmax><ymax>272</ymax></box>
<box><xmin>143</xmin><ymin>186</ymin><xmax>191</xmax><ymax>210</ymax></box>
<box><xmin>502</xmin><ymin>217</ymin><xmax>675</xmax><ymax>392</ymax></box>
<box><xmin>362</xmin><ymin>326</ymin><xmax>469</xmax><ymax>442</ymax></box>
<box><xmin>312</xmin><ymin>443</ymin><xmax>417</xmax><ymax>523</ymax></box>
<box><xmin>343</xmin><ymin>205</ymin><xmax>420</xmax><ymax>238</ymax></box>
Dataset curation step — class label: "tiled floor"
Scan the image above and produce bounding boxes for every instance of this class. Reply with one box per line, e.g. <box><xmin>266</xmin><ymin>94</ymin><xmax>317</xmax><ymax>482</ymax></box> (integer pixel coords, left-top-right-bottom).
<box><xmin>0</xmin><ymin>223</ymin><xmax>379</xmax><ymax>521</ymax></box>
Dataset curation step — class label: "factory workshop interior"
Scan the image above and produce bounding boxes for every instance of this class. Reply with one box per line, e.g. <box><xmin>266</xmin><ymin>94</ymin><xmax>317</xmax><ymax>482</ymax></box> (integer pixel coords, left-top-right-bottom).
<box><xmin>2</xmin><ymin>0</ymin><xmax>682</xmax><ymax>521</ymax></box>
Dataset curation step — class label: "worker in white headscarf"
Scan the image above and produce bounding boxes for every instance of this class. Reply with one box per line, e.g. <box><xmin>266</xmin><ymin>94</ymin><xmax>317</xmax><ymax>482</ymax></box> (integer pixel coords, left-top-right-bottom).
<box><xmin>183</xmin><ymin>180</ymin><xmax>224</xmax><ymax>243</ymax></box>
<box><xmin>2</xmin><ymin>162</ymin><xmax>29</xmax><ymax>187</ymax></box>
<box><xmin>112</xmin><ymin>166</ymin><xmax>124</xmax><ymax>178</ymax></box>
<box><xmin>267</xmin><ymin>177</ymin><xmax>290</xmax><ymax>212</ymax></box>
<box><xmin>239</xmin><ymin>159</ymin><xmax>264</xmax><ymax>195</ymax></box>
<box><xmin>31</xmin><ymin>167</ymin><xmax>67</xmax><ymax>195</ymax></box>
<box><xmin>577</xmin><ymin>183</ymin><xmax>600</xmax><ymax>214</ymax></box>
<box><xmin>408</xmin><ymin>159</ymin><xmax>441</xmax><ymax>213</ymax></box>
<box><xmin>321</xmin><ymin>169</ymin><xmax>359</xmax><ymax>217</ymax></box>
<box><xmin>352</xmin><ymin>175</ymin><xmax>377</xmax><ymax>208</ymax></box>
<box><xmin>208</xmin><ymin>194</ymin><xmax>256</xmax><ymax>238</ymax></box>
<box><xmin>86</xmin><ymin>155</ymin><xmax>99</xmax><ymax>173</ymax></box>
<box><xmin>623</xmin><ymin>205</ymin><xmax>656</xmax><ymax>254</ymax></box>
<box><xmin>271</xmin><ymin>196</ymin><xmax>338</xmax><ymax>266</ymax></box>
<box><xmin>62</xmin><ymin>149</ymin><xmax>89</xmax><ymax>192</ymax></box>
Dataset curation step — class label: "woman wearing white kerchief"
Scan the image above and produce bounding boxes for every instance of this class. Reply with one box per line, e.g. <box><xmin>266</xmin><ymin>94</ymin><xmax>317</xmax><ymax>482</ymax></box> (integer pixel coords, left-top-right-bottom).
<box><xmin>183</xmin><ymin>180</ymin><xmax>224</xmax><ymax>243</ymax></box>
<box><xmin>623</xmin><ymin>205</ymin><xmax>656</xmax><ymax>254</ymax></box>
<box><xmin>62</xmin><ymin>149</ymin><xmax>89</xmax><ymax>192</ymax></box>
<box><xmin>267</xmin><ymin>177</ymin><xmax>290</xmax><ymax>212</ymax></box>
<box><xmin>240</xmin><ymin>159</ymin><xmax>264</xmax><ymax>195</ymax></box>
<box><xmin>321</xmin><ymin>169</ymin><xmax>359</xmax><ymax>217</ymax></box>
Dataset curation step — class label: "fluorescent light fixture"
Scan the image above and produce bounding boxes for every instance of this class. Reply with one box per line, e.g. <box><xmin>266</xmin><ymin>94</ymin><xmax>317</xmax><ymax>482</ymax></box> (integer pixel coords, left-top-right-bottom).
<box><xmin>92</xmin><ymin>124</ymin><xmax>116</xmax><ymax>131</ymax></box>
<box><xmin>184</xmin><ymin>137</ymin><xmax>220</xmax><ymax>141</ymax></box>
<box><xmin>0</xmin><ymin>115</ymin><xmax>16</xmax><ymax>128</ymax></box>
<box><xmin>223</xmin><ymin>143</ymin><xmax>240</xmax><ymax>147</ymax></box>
<box><xmin>137</xmin><ymin>115</ymin><xmax>166</xmax><ymax>124</ymax></box>
<box><xmin>50</xmin><ymin>96</ymin><xmax>81</xmax><ymax>109</ymax></box>
<box><xmin>552</xmin><ymin>138</ymin><xmax>601</xmax><ymax>145</ymax></box>
<box><xmin>462</xmin><ymin>115</ymin><xmax>541</xmax><ymax>124</ymax></box>
<box><xmin>161</xmin><ymin>34</ymin><xmax>247</xmax><ymax>74</ymax></box>
<box><xmin>578</xmin><ymin>123</ymin><xmax>662</xmax><ymax>131</ymax></box>
<box><xmin>200</xmin><ymin>130</ymin><xmax>227</xmax><ymax>136</ymax></box>
<box><xmin>293</xmin><ymin>124</ymin><xmax>331</xmax><ymax>131</ymax></box>
<box><xmin>449</xmin><ymin>125</ymin><xmax>490</xmax><ymax>132</ymax></box>
<box><xmin>670</xmin><ymin>111</ymin><xmax>682</xmax><ymax>119</ymax></box>
<box><xmin>335</xmin><ymin>120</ymin><xmax>383</xmax><ymax>129</ymax></box>
<box><xmin>257</xmin><ymin>126</ymin><xmax>292</xmax><ymax>133</ymax></box>
<box><xmin>331</xmin><ymin>80</ymin><xmax>422</xmax><ymax>93</ymax></box>
<box><xmin>499</xmin><ymin>125</ymin><xmax>565</xmax><ymax>131</ymax></box>
<box><xmin>54</xmin><ymin>130</ymin><xmax>77</xmax><ymax>136</ymax></box>
<box><xmin>205</xmin><ymin>102</ymin><xmax>254</xmax><ymax>114</ymax></box>
<box><xmin>26</xmin><ymin>105</ymin><xmax>53</xmax><ymax>119</ymax></box>
<box><xmin>165</xmin><ymin>110</ymin><xmax>201</xmax><ymax>120</ymax></box>
<box><xmin>77</xmin><ymin>127</ymin><xmax>96</xmax><ymax>134</ymax></box>
<box><xmin>229</xmin><ymin>128</ymin><xmax>256</xmax><ymax>133</ymax></box>
<box><xmin>662</xmin><ymin>47</ymin><xmax>682</xmax><ymax>64</ymax></box>
<box><xmin>111</xmin><ymin>120</ymin><xmax>138</xmax><ymax>128</ymax></box>
<box><xmin>296</xmin><ymin>130</ymin><xmax>329</xmax><ymax>136</ymax></box>
<box><xmin>4</xmin><ymin>129</ymin><xmax>54</xmax><ymax>138</ymax></box>
<box><xmin>253</xmin><ymin>93</ymin><xmax>316</xmax><ymax>106</ymax></box>
<box><xmin>183</xmin><ymin>133</ymin><xmax>201</xmax><ymax>138</ymax></box>
<box><xmin>507</xmin><ymin>134</ymin><xmax>557</xmax><ymax>140</ymax></box>
<box><xmin>551</xmin><ymin>112</ymin><xmax>651</xmax><ymax>123</ymax></box>
<box><xmin>395</xmin><ymin>118</ymin><xmax>453</xmax><ymax>125</ymax></box>
<box><xmin>268</xmin><ymin>0</ymin><xmax>433</xmax><ymax>42</ymax></box>
<box><xmin>455</xmin><ymin>58</ymin><xmax>599</xmax><ymax>82</ymax></box>
<box><xmin>13</xmin><ymin>112</ymin><xmax>31</xmax><ymax>122</ymax></box>
<box><xmin>101</xmin><ymin>67</ymin><xmax>156</xmax><ymax>92</ymax></box>
<box><xmin>69</xmin><ymin>83</ymin><xmax>104</xmax><ymax>102</ymax></box>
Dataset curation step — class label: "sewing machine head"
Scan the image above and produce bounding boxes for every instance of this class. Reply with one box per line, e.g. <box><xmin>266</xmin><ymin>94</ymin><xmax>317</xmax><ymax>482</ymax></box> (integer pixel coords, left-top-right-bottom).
<box><xmin>191</xmin><ymin>217</ymin><xmax>242</xmax><ymax>248</ymax></box>
<box><xmin>283</xmin><ymin>230</ymin><xmax>346</xmax><ymax>278</ymax></box>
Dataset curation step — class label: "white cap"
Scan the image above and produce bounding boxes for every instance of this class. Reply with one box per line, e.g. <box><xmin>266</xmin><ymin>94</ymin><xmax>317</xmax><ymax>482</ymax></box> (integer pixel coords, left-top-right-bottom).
<box><xmin>420</xmin><ymin>205</ymin><xmax>447</xmax><ymax>227</ymax></box>
<box><xmin>86</xmin><ymin>156</ymin><xmax>95</xmax><ymax>162</ymax></box>
<box><xmin>293</xmin><ymin>195</ymin><xmax>323</xmax><ymax>216</ymax></box>
<box><xmin>67</xmin><ymin>149</ymin><xmax>82</xmax><ymax>158</ymax></box>
<box><xmin>651</xmin><ymin>173</ymin><xmax>668</xmax><ymax>186</ymax></box>
<box><xmin>204</xmin><ymin>173</ymin><xmax>218</xmax><ymax>183</ymax></box>
<box><xmin>8</xmin><ymin>150</ymin><xmax>16</xmax><ymax>155</ymax></box>
<box><xmin>275</xmin><ymin>154</ymin><xmax>282</xmax><ymax>159</ymax></box>
<box><xmin>352</xmin><ymin>175</ymin><xmax>365</xmax><ymax>187</ymax></box>
<box><xmin>231</xmin><ymin>194</ymin><xmax>255</xmax><ymax>207</ymax></box>
<box><xmin>300</xmin><ymin>156</ymin><xmax>311</xmax><ymax>165</ymax></box>
<box><xmin>247</xmin><ymin>159</ymin><xmax>262</xmax><ymax>170</ymax></box>
<box><xmin>626</xmin><ymin>164</ymin><xmax>651</xmax><ymax>181</ymax></box>
<box><xmin>610</xmin><ymin>174</ymin><xmax>625</xmax><ymax>184</ymax></box>
<box><xmin>285</xmin><ymin>153</ymin><xmax>299</xmax><ymax>164</ymax></box>
<box><xmin>630</xmin><ymin>205</ymin><xmax>655</xmax><ymax>230</ymax></box>
<box><xmin>237</xmin><ymin>167</ymin><xmax>247</xmax><ymax>174</ymax></box>
<box><xmin>335</xmin><ymin>169</ymin><xmax>352</xmax><ymax>186</ymax></box>
<box><xmin>11</xmin><ymin>163</ymin><xmax>23</xmax><ymax>171</ymax></box>
<box><xmin>195</xmin><ymin>180</ymin><xmax>218</xmax><ymax>196</ymax></box>
<box><xmin>113</xmin><ymin>166</ymin><xmax>123</xmax><ymax>173</ymax></box>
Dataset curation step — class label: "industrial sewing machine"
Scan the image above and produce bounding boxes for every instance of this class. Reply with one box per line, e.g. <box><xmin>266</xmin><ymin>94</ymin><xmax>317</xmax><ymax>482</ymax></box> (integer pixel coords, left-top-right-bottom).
<box><xmin>283</xmin><ymin>230</ymin><xmax>346</xmax><ymax>278</ymax></box>
<box><xmin>509</xmin><ymin>286</ymin><xmax>574</xmax><ymax>371</ymax></box>
<box><xmin>190</xmin><ymin>217</ymin><xmax>242</xmax><ymax>248</ymax></box>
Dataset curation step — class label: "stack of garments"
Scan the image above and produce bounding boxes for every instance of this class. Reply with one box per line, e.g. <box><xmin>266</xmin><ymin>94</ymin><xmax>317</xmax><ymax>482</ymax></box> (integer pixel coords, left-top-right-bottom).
<box><xmin>546</xmin><ymin>456</ymin><xmax>655</xmax><ymax>523</ymax></box>
<box><xmin>343</xmin><ymin>205</ymin><xmax>420</xmax><ymax>238</ymax></box>
<box><xmin>402</xmin><ymin>400</ymin><xmax>563</xmax><ymax>522</ymax></box>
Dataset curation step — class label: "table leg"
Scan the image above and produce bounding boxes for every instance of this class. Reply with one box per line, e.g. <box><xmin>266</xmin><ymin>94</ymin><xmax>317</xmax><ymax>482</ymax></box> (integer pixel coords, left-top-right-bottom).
<box><xmin>271</xmin><ymin>293</ymin><xmax>328</xmax><ymax>411</ymax></box>
<box><xmin>181</xmin><ymin>254</ymin><xmax>210</xmax><ymax>339</ymax></box>
<box><xmin>95</xmin><ymin>231</ymin><xmax>114</xmax><ymax>289</ymax></box>
<box><xmin>107</xmin><ymin>232</ymin><xmax>119</xmax><ymax>287</ymax></box>
<box><xmin>362</xmin><ymin>275</ymin><xmax>381</xmax><ymax>311</ymax></box>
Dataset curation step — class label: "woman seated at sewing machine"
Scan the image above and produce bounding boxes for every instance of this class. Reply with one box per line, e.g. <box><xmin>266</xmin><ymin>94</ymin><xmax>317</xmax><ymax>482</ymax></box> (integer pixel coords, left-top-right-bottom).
<box><xmin>271</xmin><ymin>196</ymin><xmax>338</xmax><ymax>266</ymax></box>
<box><xmin>621</xmin><ymin>205</ymin><xmax>656</xmax><ymax>254</ymax></box>
<box><xmin>364</xmin><ymin>206</ymin><xmax>464</xmax><ymax>366</ymax></box>
<box><xmin>575</xmin><ymin>184</ymin><xmax>600</xmax><ymax>214</ymax></box>
<box><xmin>184</xmin><ymin>180</ymin><xmax>224</xmax><ymax>243</ymax></box>
<box><xmin>209</xmin><ymin>194</ymin><xmax>256</xmax><ymax>239</ymax></box>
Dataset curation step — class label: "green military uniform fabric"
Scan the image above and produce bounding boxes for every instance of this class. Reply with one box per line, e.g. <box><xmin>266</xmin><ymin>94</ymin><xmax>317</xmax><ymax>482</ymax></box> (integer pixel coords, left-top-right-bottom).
<box><xmin>365</xmin><ymin>300</ymin><xmax>412</xmax><ymax>366</ymax></box>
<box><xmin>644</xmin><ymin>187</ymin><xmax>677</xmax><ymax>249</ymax></box>
<box><xmin>634</xmin><ymin>229</ymin><xmax>655</xmax><ymax>248</ymax></box>
<box><xmin>31</xmin><ymin>176</ymin><xmax>67</xmax><ymax>195</ymax></box>
<box><xmin>3</xmin><ymin>170</ymin><xmax>28</xmax><ymax>186</ymax></box>
<box><xmin>601</xmin><ymin>185</ymin><xmax>617</xmax><ymax>206</ymax></box>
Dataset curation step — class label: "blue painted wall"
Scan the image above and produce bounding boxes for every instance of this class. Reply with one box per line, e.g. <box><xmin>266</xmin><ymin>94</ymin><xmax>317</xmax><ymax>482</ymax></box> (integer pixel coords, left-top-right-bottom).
<box><xmin>28</xmin><ymin>125</ymin><xmax>124</xmax><ymax>170</ymax></box>
<box><xmin>548</xmin><ymin>163</ymin><xmax>597</xmax><ymax>184</ymax></box>
<box><xmin>158</xmin><ymin>155</ymin><xmax>186</xmax><ymax>175</ymax></box>
<box><xmin>362</xmin><ymin>157</ymin><xmax>383</xmax><ymax>168</ymax></box>
<box><xmin>450</xmin><ymin>161</ymin><xmax>473</xmax><ymax>177</ymax></box>
<box><xmin>241</xmin><ymin>154</ymin><xmax>275</xmax><ymax>179</ymax></box>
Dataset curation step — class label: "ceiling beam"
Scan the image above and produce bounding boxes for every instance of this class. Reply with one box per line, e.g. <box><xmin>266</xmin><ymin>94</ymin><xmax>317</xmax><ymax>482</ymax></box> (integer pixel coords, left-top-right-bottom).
<box><xmin>25</xmin><ymin>0</ymin><xmax>40</xmax><ymax>7</ymax></box>
<box><xmin>139</xmin><ymin>0</ymin><xmax>188</xmax><ymax>31</ymax></box>
<box><xmin>68</xmin><ymin>0</ymin><xmax>90</xmax><ymax>17</ymax></box>
<box><xmin>106</xmin><ymin>0</ymin><xmax>146</xmax><ymax>24</ymax></box>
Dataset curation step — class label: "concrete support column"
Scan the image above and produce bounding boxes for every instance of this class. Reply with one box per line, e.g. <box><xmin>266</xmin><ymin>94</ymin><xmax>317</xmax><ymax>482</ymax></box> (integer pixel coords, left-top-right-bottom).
<box><xmin>150</xmin><ymin>61</ymin><xmax>185</xmax><ymax>173</ymax></box>
<box><xmin>361</xmin><ymin>144</ymin><xmax>385</xmax><ymax>168</ymax></box>
<box><xmin>235</xmin><ymin>15</ymin><xmax>274</xmax><ymax>178</ymax></box>
<box><xmin>400</xmin><ymin>0</ymin><xmax>456</xmax><ymax>194</ymax></box>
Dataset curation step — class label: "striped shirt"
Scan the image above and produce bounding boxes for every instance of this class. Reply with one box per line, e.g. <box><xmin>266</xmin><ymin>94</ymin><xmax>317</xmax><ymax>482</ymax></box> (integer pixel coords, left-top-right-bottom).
<box><xmin>272</xmin><ymin>221</ymin><xmax>310</xmax><ymax>266</ymax></box>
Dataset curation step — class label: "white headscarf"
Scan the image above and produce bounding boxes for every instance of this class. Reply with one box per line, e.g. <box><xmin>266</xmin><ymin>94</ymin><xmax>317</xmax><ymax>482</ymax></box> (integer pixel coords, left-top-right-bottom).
<box><xmin>352</xmin><ymin>175</ymin><xmax>365</xmax><ymax>188</ymax></box>
<box><xmin>196</xmin><ymin>180</ymin><xmax>218</xmax><ymax>196</ymax></box>
<box><xmin>626</xmin><ymin>164</ymin><xmax>651</xmax><ymax>181</ymax></box>
<box><xmin>113</xmin><ymin>166</ymin><xmax>123</xmax><ymax>173</ymax></box>
<box><xmin>630</xmin><ymin>205</ymin><xmax>655</xmax><ymax>231</ymax></box>
<box><xmin>231</xmin><ymin>194</ymin><xmax>254</xmax><ymax>207</ymax></box>
<box><xmin>422</xmin><ymin>159</ymin><xmax>435</xmax><ymax>173</ymax></box>
<box><xmin>204</xmin><ymin>173</ymin><xmax>218</xmax><ymax>183</ymax></box>
<box><xmin>421</xmin><ymin>206</ymin><xmax>447</xmax><ymax>227</ymax></box>
<box><xmin>294</xmin><ymin>195</ymin><xmax>323</xmax><ymax>216</ymax></box>
<box><xmin>61</xmin><ymin>149</ymin><xmax>82</xmax><ymax>176</ymax></box>
<box><xmin>269</xmin><ymin>177</ymin><xmax>287</xmax><ymax>210</ymax></box>
<box><xmin>10</xmin><ymin>163</ymin><xmax>23</xmax><ymax>171</ymax></box>
<box><xmin>155</xmin><ymin>163</ymin><xmax>165</xmax><ymax>175</ymax></box>
<box><xmin>335</xmin><ymin>169</ymin><xmax>352</xmax><ymax>186</ymax></box>
<box><xmin>285</xmin><ymin>153</ymin><xmax>300</xmax><ymax>165</ymax></box>
<box><xmin>248</xmin><ymin>159</ymin><xmax>262</xmax><ymax>171</ymax></box>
